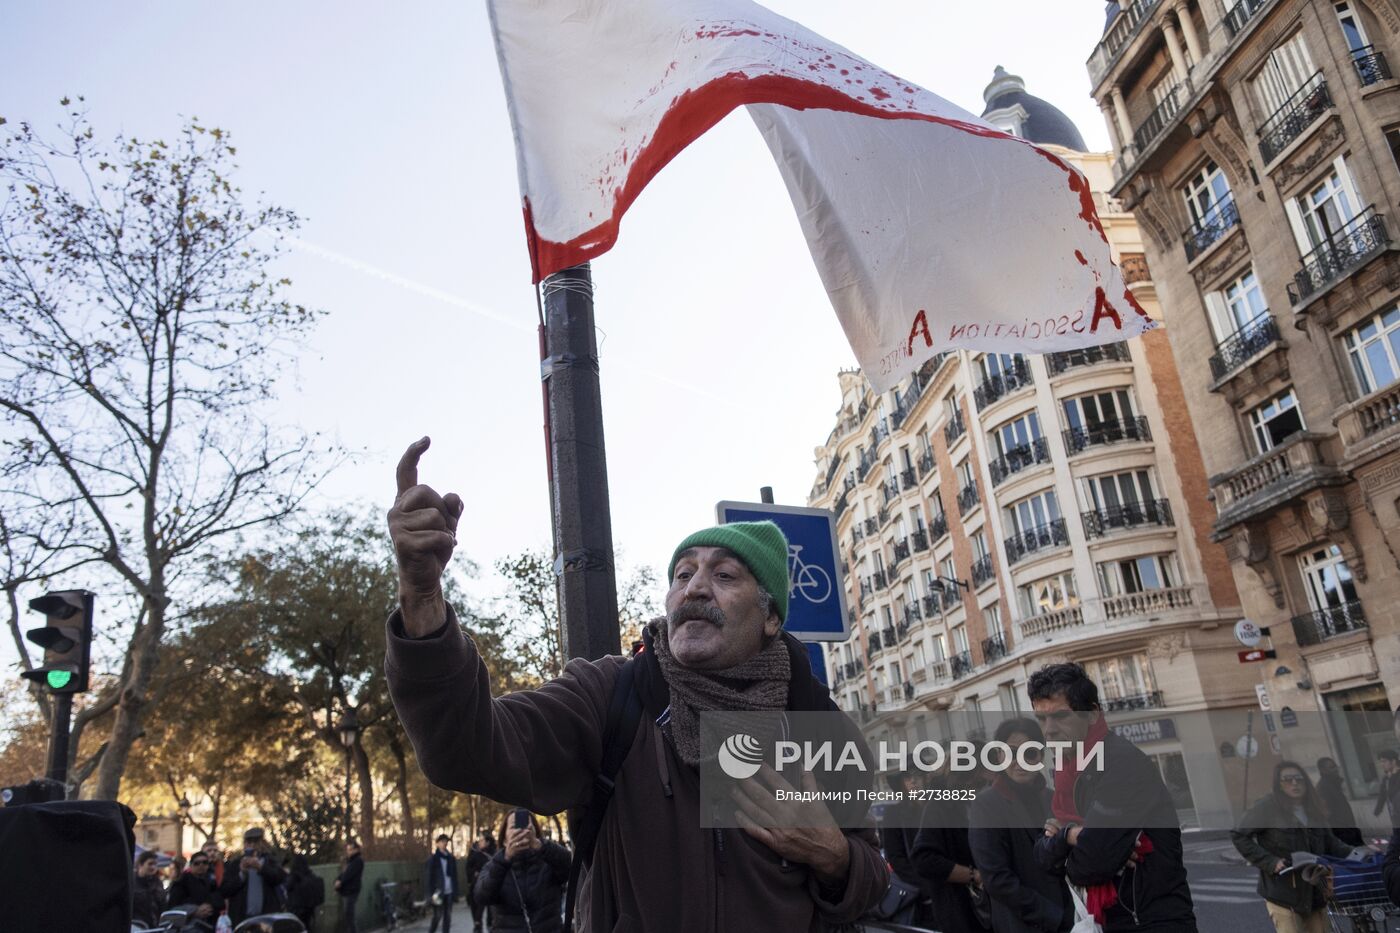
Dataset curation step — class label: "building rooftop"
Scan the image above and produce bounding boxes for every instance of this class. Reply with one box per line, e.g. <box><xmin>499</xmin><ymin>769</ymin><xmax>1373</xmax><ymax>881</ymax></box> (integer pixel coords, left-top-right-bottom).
<box><xmin>980</xmin><ymin>66</ymin><xmax>1088</xmax><ymax>151</ymax></box>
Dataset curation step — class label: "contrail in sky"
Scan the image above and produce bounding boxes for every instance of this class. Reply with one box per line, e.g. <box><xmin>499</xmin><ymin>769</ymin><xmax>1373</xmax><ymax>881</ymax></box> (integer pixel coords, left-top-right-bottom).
<box><xmin>282</xmin><ymin>235</ymin><xmax>742</xmax><ymax>407</ymax></box>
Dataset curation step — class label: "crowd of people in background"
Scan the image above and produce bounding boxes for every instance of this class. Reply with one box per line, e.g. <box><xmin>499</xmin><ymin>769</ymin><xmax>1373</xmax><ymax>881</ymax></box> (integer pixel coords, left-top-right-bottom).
<box><xmin>132</xmin><ymin>814</ymin><xmax>572</xmax><ymax>932</ymax></box>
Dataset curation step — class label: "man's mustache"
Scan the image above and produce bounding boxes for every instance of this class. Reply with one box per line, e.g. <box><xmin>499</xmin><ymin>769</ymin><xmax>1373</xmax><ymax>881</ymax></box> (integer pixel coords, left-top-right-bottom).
<box><xmin>668</xmin><ymin>601</ymin><xmax>726</xmax><ymax>627</ymax></box>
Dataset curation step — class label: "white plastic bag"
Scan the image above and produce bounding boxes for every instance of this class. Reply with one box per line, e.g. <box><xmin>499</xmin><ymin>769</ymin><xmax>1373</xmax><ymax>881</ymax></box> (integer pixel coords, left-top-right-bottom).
<box><xmin>1067</xmin><ymin>882</ymin><xmax>1101</xmax><ymax>933</ymax></box>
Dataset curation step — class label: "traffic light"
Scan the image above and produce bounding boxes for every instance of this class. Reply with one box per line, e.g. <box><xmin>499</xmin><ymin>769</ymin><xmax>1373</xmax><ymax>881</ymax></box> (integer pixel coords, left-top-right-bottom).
<box><xmin>20</xmin><ymin>590</ymin><xmax>93</xmax><ymax>694</ymax></box>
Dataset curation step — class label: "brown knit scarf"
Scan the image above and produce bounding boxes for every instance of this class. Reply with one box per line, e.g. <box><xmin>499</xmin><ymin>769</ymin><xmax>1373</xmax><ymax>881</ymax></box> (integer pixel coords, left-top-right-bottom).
<box><xmin>647</xmin><ymin>618</ymin><xmax>792</xmax><ymax>766</ymax></box>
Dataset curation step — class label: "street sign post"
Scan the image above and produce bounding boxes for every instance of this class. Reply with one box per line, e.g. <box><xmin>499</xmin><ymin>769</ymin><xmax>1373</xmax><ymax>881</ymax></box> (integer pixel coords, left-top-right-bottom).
<box><xmin>716</xmin><ymin>501</ymin><xmax>850</xmax><ymax>643</ymax></box>
<box><xmin>1234</xmin><ymin>620</ymin><xmax>1264</xmax><ymax>648</ymax></box>
<box><xmin>1238</xmin><ymin>648</ymin><xmax>1276</xmax><ymax>663</ymax></box>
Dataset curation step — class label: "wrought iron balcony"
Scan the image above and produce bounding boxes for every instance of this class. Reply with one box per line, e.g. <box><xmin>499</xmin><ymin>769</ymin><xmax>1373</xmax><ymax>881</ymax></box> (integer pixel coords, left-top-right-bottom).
<box><xmin>1287</xmin><ymin>207</ymin><xmax>1390</xmax><ymax>305</ymax></box>
<box><xmin>971</xmin><ymin>553</ymin><xmax>995</xmax><ymax>587</ymax></box>
<box><xmin>1210</xmin><ymin>315</ymin><xmax>1281</xmax><ymax>381</ymax></box>
<box><xmin>1132</xmin><ymin>84</ymin><xmax>1182</xmax><ymax>153</ymax></box>
<box><xmin>859</xmin><ymin>448</ymin><xmax>879</xmax><ymax>480</ymax></box>
<box><xmin>834</xmin><ymin>490</ymin><xmax>850</xmax><ymax>519</ymax></box>
<box><xmin>917</xmin><ymin>449</ymin><xmax>936</xmax><ymax>478</ymax></box>
<box><xmin>1046</xmin><ymin>342</ymin><xmax>1131</xmax><ymax>375</ymax></box>
<box><xmin>901</xmin><ymin>467</ymin><xmax>918</xmax><ymax>491</ymax></box>
<box><xmin>1082</xmin><ymin>499</ymin><xmax>1173</xmax><ymax>538</ymax></box>
<box><xmin>1354</xmin><ymin>46</ymin><xmax>1393</xmax><ymax>86</ymax></box>
<box><xmin>878</xmin><ymin>505</ymin><xmax>891</xmax><ymax>527</ymax></box>
<box><xmin>973</xmin><ymin>359</ymin><xmax>1033</xmax><ymax>411</ymax></box>
<box><xmin>888</xmin><ymin>548</ymin><xmax>903</xmax><ymax>574</ymax></box>
<box><xmin>872</xmin><ymin>570</ymin><xmax>888</xmax><ymax>591</ymax></box>
<box><xmin>944</xmin><ymin>411</ymin><xmax>967</xmax><ymax>445</ymax></box>
<box><xmin>989</xmin><ymin>438</ymin><xmax>1051</xmax><ymax>487</ymax></box>
<box><xmin>868</xmin><ymin>631</ymin><xmax>882</xmax><ymax>652</ymax></box>
<box><xmin>1291</xmin><ymin>601</ymin><xmax>1367</xmax><ymax>646</ymax></box>
<box><xmin>1004</xmin><ymin>519</ymin><xmax>1070</xmax><ymax>565</ymax></box>
<box><xmin>904</xmin><ymin>603</ymin><xmax>922</xmax><ymax>624</ymax></box>
<box><xmin>903</xmin><ymin>681</ymin><xmax>915</xmax><ymax>701</ymax></box>
<box><xmin>881</xmin><ymin>480</ymin><xmax>900</xmax><ymax>505</ymax></box>
<box><xmin>896</xmin><ymin>619</ymin><xmax>910</xmax><ymax>641</ymax></box>
<box><xmin>922</xmin><ymin>594</ymin><xmax>942</xmax><ymax>617</ymax></box>
<box><xmin>1258</xmin><ymin>72</ymin><xmax>1330</xmax><ymax>164</ymax></box>
<box><xmin>852</xmin><ymin>525</ymin><xmax>865</xmax><ymax>545</ymax></box>
<box><xmin>957</xmin><ymin>481</ymin><xmax>980</xmax><ymax>515</ymax></box>
<box><xmin>982</xmin><ymin>634</ymin><xmax>1008</xmax><ymax>664</ymax></box>
<box><xmin>893</xmin><ymin>538</ymin><xmax>911</xmax><ymax>563</ymax></box>
<box><xmin>911</xmin><ymin>529</ymin><xmax>929</xmax><ymax>552</ymax></box>
<box><xmin>1223</xmin><ymin>0</ymin><xmax>1271</xmax><ymax>37</ymax></box>
<box><xmin>1103</xmin><ymin>691</ymin><xmax>1165</xmax><ymax>712</ymax></box>
<box><xmin>863</xmin><ymin>517</ymin><xmax>879</xmax><ymax>536</ymax></box>
<box><xmin>1063</xmin><ymin>416</ymin><xmax>1151</xmax><ymax>454</ymax></box>
<box><xmin>870</xmin><ymin>423</ymin><xmax>890</xmax><ymax>449</ymax></box>
<box><xmin>1183</xmin><ymin>197</ymin><xmax>1241</xmax><ymax>262</ymax></box>
<box><xmin>950</xmin><ymin>650</ymin><xmax>975</xmax><ymax>679</ymax></box>
<box><xmin>930</xmin><ymin>512</ymin><xmax>949</xmax><ymax>541</ymax></box>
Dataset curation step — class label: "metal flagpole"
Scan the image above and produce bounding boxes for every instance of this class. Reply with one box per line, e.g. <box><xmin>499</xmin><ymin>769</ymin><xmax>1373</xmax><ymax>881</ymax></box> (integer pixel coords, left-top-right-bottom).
<box><xmin>539</xmin><ymin>263</ymin><xmax>621</xmax><ymax>662</ymax></box>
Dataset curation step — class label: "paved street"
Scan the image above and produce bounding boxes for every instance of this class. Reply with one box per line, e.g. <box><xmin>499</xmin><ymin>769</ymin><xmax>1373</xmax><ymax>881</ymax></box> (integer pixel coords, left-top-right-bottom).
<box><xmin>1183</xmin><ymin>834</ymin><xmax>1271</xmax><ymax>933</ymax></box>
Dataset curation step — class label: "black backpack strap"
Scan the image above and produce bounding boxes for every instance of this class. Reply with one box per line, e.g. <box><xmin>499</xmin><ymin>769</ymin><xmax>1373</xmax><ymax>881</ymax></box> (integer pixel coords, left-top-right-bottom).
<box><xmin>564</xmin><ymin>657</ymin><xmax>643</xmax><ymax>931</ymax></box>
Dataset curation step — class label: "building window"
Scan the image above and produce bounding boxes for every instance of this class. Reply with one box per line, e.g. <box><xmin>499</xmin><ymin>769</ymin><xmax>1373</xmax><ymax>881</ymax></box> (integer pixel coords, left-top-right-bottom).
<box><xmin>1299</xmin><ymin>544</ymin><xmax>1360</xmax><ymax>612</ymax></box>
<box><xmin>1251</xmin><ymin>31</ymin><xmax>1316</xmax><ymax>117</ymax></box>
<box><xmin>1085</xmin><ymin>653</ymin><xmax>1157</xmax><ymax>702</ymax></box>
<box><xmin>1182</xmin><ymin>161</ymin><xmax>1233</xmax><ymax>229</ymax></box>
<box><xmin>1097</xmin><ymin>554</ymin><xmax>1177</xmax><ymax>595</ymax></box>
<box><xmin>978</xmin><ymin>352</ymin><xmax>1027</xmax><ymax>382</ymax></box>
<box><xmin>1006</xmin><ymin>490</ymin><xmax>1062</xmax><ymax>536</ymax></box>
<box><xmin>972</xmin><ymin>531</ymin><xmax>990</xmax><ymax>562</ymax></box>
<box><xmin>1386</xmin><ymin>127</ymin><xmax>1400</xmax><ymax>175</ymax></box>
<box><xmin>930</xmin><ymin>632</ymin><xmax>947</xmax><ymax>661</ymax></box>
<box><xmin>991</xmin><ymin>412</ymin><xmax>1044</xmax><ymax>456</ymax></box>
<box><xmin>985</xmin><ymin>604</ymin><xmax>1002</xmax><ymax>633</ymax></box>
<box><xmin>998</xmin><ymin>681</ymin><xmax>1022</xmax><ymax>712</ymax></box>
<box><xmin>1248</xmin><ymin>389</ymin><xmax>1305</xmax><ymax>453</ymax></box>
<box><xmin>1335</xmin><ymin>2</ymin><xmax>1372</xmax><ymax>56</ymax></box>
<box><xmin>1018</xmin><ymin>572</ymin><xmax>1079</xmax><ymax>617</ymax></box>
<box><xmin>940</xmin><ymin>556</ymin><xmax>957</xmax><ymax>584</ymax></box>
<box><xmin>1344</xmin><ymin>306</ymin><xmax>1400</xmax><ymax>394</ymax></box>
<box><xmin>1205</xmin><ymin>268</ymin><xmax>1269</xmax><ymax>343</ymax></box>
<box><xmin>1062</xmin><ymin>388</ymin><xmax>1137</xmax><ymax>433</ymax></box>
<box><xmin>913</xmin><ymin>641</ymin><xmax>927</xmax><ymax>670</ymax></box>
<box><xmin>952</xmin><ymin>625</ymin><xmax>969</xmax><ymax>654</ymax></box>
<box><xmin>1297</xmin><ymin>166</ymin><xmax>1359</xmax><ymax>251</ymax></box>
<box><xmin>1083</xmin><ymin>469</ymin><xmax>1157</xmax><ymax>511</ymax></box>
<box><xmin>1323</xmin><ymin>684</ymin><xmax>1393</xmax><ymax>797</ymax></box>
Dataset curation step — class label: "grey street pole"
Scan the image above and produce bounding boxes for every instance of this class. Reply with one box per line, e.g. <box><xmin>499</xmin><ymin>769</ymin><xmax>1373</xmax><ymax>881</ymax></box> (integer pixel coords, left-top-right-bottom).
<box><xmin>46</xmin><ymin>692</ymin><xmax>72</xmax><ymax>789</ymax></box>
<box><xmin>540</xmin><ymin>263</ymin><xmax>620</xmax><ymax>662</ymax></box>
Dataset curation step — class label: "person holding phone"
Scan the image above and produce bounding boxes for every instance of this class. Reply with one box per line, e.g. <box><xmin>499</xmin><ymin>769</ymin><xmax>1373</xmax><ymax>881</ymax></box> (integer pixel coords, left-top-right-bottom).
<box><xmin>220</xmin><ymin>827</ymin><xmax>285</xmax><ymax>924</ymax></box>
<box><xmin>472</xmin><ymin>810</ymin><xmax>571</xmax><ymax>933</ymax></box>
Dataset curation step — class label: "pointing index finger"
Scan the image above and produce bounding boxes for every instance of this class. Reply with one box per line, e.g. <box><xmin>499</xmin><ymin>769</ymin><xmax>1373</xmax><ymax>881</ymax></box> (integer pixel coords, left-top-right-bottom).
<box><xmin>396</xmin><ymin>436</ymin><xmax>431</xmax><ymax>496</ymax></box>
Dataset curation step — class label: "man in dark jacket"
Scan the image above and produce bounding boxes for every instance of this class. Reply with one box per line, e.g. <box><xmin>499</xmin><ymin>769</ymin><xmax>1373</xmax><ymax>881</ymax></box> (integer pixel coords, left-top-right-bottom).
<box><xmin>168</xmin><ymin>850</ymin><xmax>224</xmax><ymax>922</ymax></box>
<box><xmin>1030</xmin><ymin>663</ymin><xmax>1197</xmax><ymax>933</ymax></box>
<box><xmin>881</xmin><ymin>772</ymin><xmax>933</xmax><ymax>926</ymax></box>
<box><xmin>1316</xmin><ymin>757</ymin><xmax>1363</xmax><ymax>847</ymax></box>
<box><xmin>464</xmin><ymin>838</ymin><xmax>491</xmax><ymax>932</ymax></box>
<box><xmin>425</xmin><ymin>834</ymin><xmax>459</xmax><ymax>933</ymax></box>
<box><xmin>334</xmin><ymin>840</ymin><xmax>364</xmax><ymax>933</ymax></box>
<box><xmin>385</xmin><ymin>438</ymin><xmax>887</xmax><ymax>933</ymax></box>
<box><xmin>221</xmin><ymin>827</ymin><xmax>286</xmax><ymax>923</ymax></box>
<box><xmin>132</xmin><ymin>850</ymin><xmax>167</xmax><ymax>927</ymax></box>
<box><xmin>1375</xmin><ymin>751</ymin><xmax>1400</xmax><ymax>826</ymax></box>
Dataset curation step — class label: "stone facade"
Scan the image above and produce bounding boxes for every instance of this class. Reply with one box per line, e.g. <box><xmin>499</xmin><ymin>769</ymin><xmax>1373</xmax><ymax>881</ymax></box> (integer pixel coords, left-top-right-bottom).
<box><xmin>1088</xmin><ymin>0</ymin><xmax>1400</xmax><ymax>801</ymax></box>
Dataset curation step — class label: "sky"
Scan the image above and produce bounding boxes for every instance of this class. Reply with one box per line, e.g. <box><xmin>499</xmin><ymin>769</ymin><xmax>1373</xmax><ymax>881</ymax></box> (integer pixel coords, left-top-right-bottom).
<box><xmin>1</xmin><ymin>1</ymin><xmax>1112</xmax><ymax>686</ymax></box>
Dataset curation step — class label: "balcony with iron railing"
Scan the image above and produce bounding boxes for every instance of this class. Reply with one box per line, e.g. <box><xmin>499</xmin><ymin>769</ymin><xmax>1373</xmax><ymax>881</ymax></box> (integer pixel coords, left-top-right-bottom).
<box><xmin>1210</xmin><ymin>314</ymin><xmax>1281</xmax><ymax>382</ymax></box>
<box><xmin>870</xmin><ymin>423</ymin><xmax>891</xmax><ymax>450</ymax></box>
<box><xmin>1005</xmin><ymin>519</ymin><xmax>1070</xmax><ymax>565</ymax></box>
<box><xmin>989</xmin><ymin>438</ymin><xmax>1051</xmax><ymax>487</ymax></box>
<box><xmin>896</xmin><ymin>619</ymin><xmax>911</xmax><ymax>641</ymax></box>
<box><xmin>982</xmin><ymin>634</ymin><xmax>1008</xmax><ymax>665</ymax></box>
<box><xmin>881</xmin><ymin>480</ymin><xmax>900</xmax><ymax>505</ymax></box>
<box><xmin>868</xmin><ymin>631</ymin><xmax>883</xmax><ymax>653</ymax></box>
<box><xmin>1103</xmin><ymin>690</ymin><xmax>1165</xmax><ymax>712</ymax></box>
<box><xmin>1211</xmin><ymin>432</ymin><xmax>1345</xmax><ymax>531</ymax></box>
<box><xmin>1291</xmin><ymin>601</ymin><xmax>1367</xmax><ymax>646</ymax></box>
<box><xmin>1353</xmin><ymin>45</ymin><xmax>1393</xmax><ymax>86</ymax></box>
<box><xmin>863</xmin><ymin>517</ymin><xmax>879</xmax><ymax>537</ymax></box>
<box><xmin>922</xmin><ymin>594</ymin><xmax>942</xmax><ymax>617</ymax></box>
<box><xmin>833</xmin><ymin>490</ymin><xmax>850</xmax><ymax>520</ymax></box>
<box><xmin>950</xmin><ymin>650</ymin><xmax>975</xmax><ymax>679</ymax></box>
<box><xmin>1046</xmin><ymin>342</ymin><xmax>1131</xmax><ymax>376</ymax></box>
<box><xmin>878</xmin><ymin>505</ymin><xmax>891</xmax><ymax>528</ymax></box>
<box><xmin>1223</xmin><ymin>0</ymin><xmax>1273</xmax><ymax>37</ymax></box>
<box><xmin>882</xmin><ymin>626</ymin><xmax>897</xmax><ymax>646</ymax></box>
<box><xmin>903</xmin><ymin>603</ymin><xmax>922</xmax><ymax>625</ymax></box>
<box><xmin>973</xmin><ymin>359</ymin><xmax>1033</xmax><ymax>411</ymax></box>
<box><xmin>958</xmin><ymin>481</ymin><xmax>980</xmax><ymax>515</ymax></box>
<box><xmin>872</xmin><ymin>570</ymin><xmax>888</xmax><ymax>591</ymax></box>
<box><xmin>911</xmin><ymin>529</ymin><xmax>929</xmax><ymax>552</ymax></box>
<box><xmin>971</xmin><ymin>553</ymin><xmax>996</xmax><ymax>587</ymax></box>
<box><xmin>893</xmin><ymin>539</ymin><xmax>911</xmax><ymax>563</ymax></box>
<box><xmin>917</xmin><ymin>449</ymin><xmax>936</xmax><ymax>479</ymax></box>
<box><xmin>1258</xmin><ymin>72</ymin><xmax>1331</xmax><ymax>165</ymax></box>
<box><xmin>930</xmin><ymin>512</ymin><xmax>949</xmax><ymax>541</ymax></box>
<box><xmin>859</xmin><ymin>447</ymin><xmax>879</xmax><ymax>480</ymax></box>
<box><xmin>1063</xmin><ymin>416</ymin><xmax>1151</xmax><ymax>454</ymax></box>
<box><xmin>901</xmin><ymin>467</ymin><xmax>919</xmax><ymax>491</ymax></box>
<box><xmin>1132</xmin><ymin>84</ymin><xmax>1183</xmax><ymax>155</ymax></box>
<box><xmin>1020</xmin><ymin>604</ymin><xmax>1085</xmax><ymax>639</ymax></box>
<box><xmin>1088</xmin><ymin>0</ymin><xmax>1165</xmax><ymax>86</ymax></box>
<box><xmin>945</xmin><ymin>411</ymin><xmax>967</xmax><ymax>445</ymax></box>
<box><xmin>1287</xmin><ymin>207</ymin><xmax>1390</xmax><ymax>306</ymax></box>
<box><xmin>1082</xmin><ymin>499</ymin><xmax>1174</xmax><ymax>539</ymax></box>
<box><xmin>1183</xmin><ymin>197</ymin><xmax>1241</xmax><ymax>262</ymax></box>
<box><xmin>888</xmin><ymin>548</ymin><xmax>904</xmax><ymax>575</ymax></box>
<box><xmin>852</xmin><ymin>525</ymin><xmax>865</xmax><ymax>546</ymax></box>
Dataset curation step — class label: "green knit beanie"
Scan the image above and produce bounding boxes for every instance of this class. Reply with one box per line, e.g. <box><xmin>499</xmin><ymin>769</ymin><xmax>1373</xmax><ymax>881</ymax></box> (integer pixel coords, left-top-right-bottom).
<box><xmin>668</xmin><ymin>521</ymin><xmax>791</xmax><ymax>621</ymax></box>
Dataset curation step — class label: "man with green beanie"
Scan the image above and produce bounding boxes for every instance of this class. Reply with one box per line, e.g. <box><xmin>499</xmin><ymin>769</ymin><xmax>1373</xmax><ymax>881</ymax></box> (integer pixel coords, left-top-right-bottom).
<box><xmin>384</xmin><ymin>437</ymin><xmax>885</xmax><ymax>933</ymax></box>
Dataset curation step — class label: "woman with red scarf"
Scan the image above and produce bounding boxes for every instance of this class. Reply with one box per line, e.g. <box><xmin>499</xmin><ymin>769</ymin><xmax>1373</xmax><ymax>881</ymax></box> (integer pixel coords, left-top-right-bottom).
<box><xmin>970</xmin><ymin>717</ymin><xmax>1071</xmax><ymax>933</ymax></box>
<box><xmin>1029</xmin><ymin>663</ymin><xmax>1197</xmax><ymax>933</ymax></box>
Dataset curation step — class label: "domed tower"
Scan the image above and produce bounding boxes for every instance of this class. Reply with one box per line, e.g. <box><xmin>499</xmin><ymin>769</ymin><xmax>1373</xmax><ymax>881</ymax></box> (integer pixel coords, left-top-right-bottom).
<box><xmin>980</xmin><ymin>65</ymin><xmax>1088</xmax><ymax>151</ymax></box>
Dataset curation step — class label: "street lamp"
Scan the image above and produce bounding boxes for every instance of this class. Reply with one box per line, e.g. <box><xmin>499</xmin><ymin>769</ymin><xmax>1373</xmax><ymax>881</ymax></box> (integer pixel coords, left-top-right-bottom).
<box><xmin>336</xmin><ymin>708</ymin><xmax>360</xmax><ymax>845</ymax></box>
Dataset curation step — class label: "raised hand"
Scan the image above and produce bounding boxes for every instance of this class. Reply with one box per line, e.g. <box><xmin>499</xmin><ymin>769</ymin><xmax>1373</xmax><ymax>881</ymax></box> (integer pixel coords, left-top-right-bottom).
<box><xmin>387</xmin><ymin>437</ymin><xmax>464</xmax><ymax>636</ymax></box>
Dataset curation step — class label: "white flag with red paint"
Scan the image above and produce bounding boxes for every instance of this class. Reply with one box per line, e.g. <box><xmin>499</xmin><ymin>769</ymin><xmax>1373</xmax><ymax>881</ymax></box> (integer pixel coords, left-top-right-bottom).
<box><xmin>488</xmin><ymin>0</ymin><xmax>1155</xmax><ymax>392</ymax></box>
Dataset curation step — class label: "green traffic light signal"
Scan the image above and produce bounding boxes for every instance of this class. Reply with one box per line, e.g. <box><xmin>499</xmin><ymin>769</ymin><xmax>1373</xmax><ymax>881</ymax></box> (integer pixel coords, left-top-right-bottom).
<box><xmin>46</xmin><ymin>670</ymin><xmax>73</xmax><ymax>690</ymax></box>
